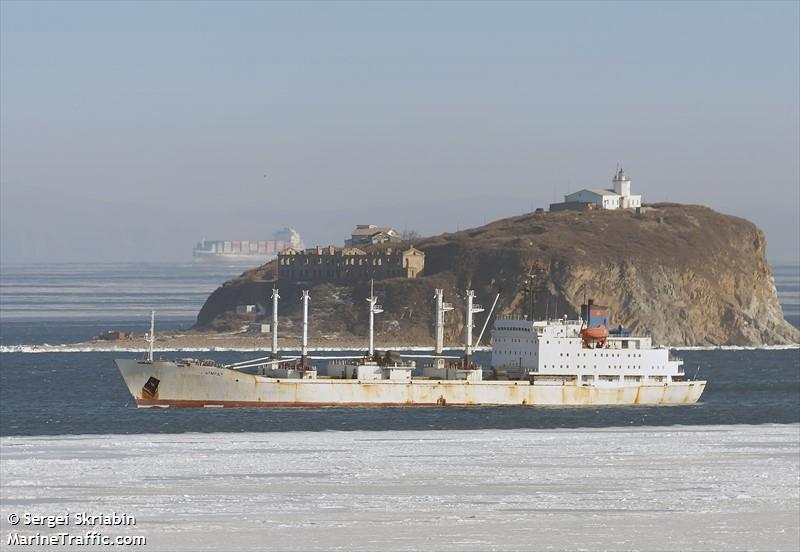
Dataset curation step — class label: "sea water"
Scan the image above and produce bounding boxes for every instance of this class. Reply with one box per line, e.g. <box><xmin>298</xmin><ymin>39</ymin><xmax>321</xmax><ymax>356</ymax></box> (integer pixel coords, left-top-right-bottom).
<box><xmin>0</xmin><ymin>262</ymin><xmax>798</xmax><ymax>436</ymax></box>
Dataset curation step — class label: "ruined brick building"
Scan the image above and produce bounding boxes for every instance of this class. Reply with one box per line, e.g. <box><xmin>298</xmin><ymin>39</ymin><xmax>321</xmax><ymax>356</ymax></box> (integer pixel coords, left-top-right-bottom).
<box><xmin>277</xmin><ymin>245</ymin><xmax>424</xmax><ymax>283</ymax></box>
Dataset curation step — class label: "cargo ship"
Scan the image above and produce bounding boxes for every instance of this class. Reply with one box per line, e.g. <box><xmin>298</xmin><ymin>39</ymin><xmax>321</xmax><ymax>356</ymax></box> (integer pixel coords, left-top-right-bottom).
<box><xmin>192</xmin><ymin>227</ymin><xmax>304</xmax><ymax>264</ymax></box>
<box><xmin>115</xmin><ymin>286</ymin><xmax>706</xmax><ymax>407</ymax></box>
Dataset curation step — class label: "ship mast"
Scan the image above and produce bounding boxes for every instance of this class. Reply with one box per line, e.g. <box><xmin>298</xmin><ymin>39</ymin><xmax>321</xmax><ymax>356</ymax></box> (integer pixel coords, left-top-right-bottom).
<box><xmin>300</xmin><ymin>290</ymin><xmax>309</xmax><ymax>366</ymax></box>
<box><xmin>464</xmin><ymin>290</ymin><xmax>484</xmax><ymax>367</ymax></box>
<box><xmin>366</xmin><ymin>280</ymin><xmax>383</xmax><ymax>358</ymax></box>
<box><xmin>434</xmin><ymin>289</ymin><xmax>453</xmax><ymax>368</ymax></box>
<box><xmin>146</xmin><ymin>310</ymin><xmax>155</xmax><ymax>363</ymax></box>
<box><xmin>270</xmin><ymin>288</ymin><xmax>280</xmax><ymax>359</ymax></box>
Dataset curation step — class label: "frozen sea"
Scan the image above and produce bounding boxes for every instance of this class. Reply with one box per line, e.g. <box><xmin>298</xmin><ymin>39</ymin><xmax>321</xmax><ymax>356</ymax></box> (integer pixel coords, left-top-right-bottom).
<box><xmin>1</xmin><ymin>262</ymin><xmax>798</xmax><ymax>551</ymax></box>
<box><xmin>2</xmin><ymin>426</ymin><xmax>798</xmax><ymax>551</ymax></box>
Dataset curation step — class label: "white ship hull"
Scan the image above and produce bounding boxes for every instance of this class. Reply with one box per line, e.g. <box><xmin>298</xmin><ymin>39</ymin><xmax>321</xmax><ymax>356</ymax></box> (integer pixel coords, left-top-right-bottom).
<box><xmin>115</xmin><ymin>359</ymin><xmax>706</xmax><ymax>408</ymax></box>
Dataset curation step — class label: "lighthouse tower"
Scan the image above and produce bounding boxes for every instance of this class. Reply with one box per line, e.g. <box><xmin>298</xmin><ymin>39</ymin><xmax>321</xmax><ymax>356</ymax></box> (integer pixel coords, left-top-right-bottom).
<box><xmin>613</xmin><ymin>167</ymin><xmax>631</xmax><ymax>197</ymax></box>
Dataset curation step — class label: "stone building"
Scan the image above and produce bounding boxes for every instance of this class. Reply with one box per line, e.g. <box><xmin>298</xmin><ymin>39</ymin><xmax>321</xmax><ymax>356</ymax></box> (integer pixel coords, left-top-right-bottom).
<box><xmin>277</xmin><ymin>245</ymin><xmax>424</xmax><ymax>283</ymax></box>
<box><xmin>345</xmin><ymin>225</ymin><xmax>402</xmax><ymax>247</ymax></box>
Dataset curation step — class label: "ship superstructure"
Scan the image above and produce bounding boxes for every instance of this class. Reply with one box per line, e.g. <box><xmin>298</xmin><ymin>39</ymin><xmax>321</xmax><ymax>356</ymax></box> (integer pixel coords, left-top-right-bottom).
<box><xmin>491</xmin><ymin>300</ymin><xmax>685</xmax><ymax>387</ymax></box>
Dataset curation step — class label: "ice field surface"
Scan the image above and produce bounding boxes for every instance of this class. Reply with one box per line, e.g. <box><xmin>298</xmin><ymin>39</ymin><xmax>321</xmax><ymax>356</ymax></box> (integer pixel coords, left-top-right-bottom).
<box><xmin>2</xmin><ymin>425</ymin><xmax>799</xmax><ymax>551</ymax></box>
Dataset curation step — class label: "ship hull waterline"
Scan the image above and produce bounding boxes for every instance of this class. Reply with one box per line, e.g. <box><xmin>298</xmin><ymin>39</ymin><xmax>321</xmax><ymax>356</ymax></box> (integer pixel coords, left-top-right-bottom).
<box><xmin>116</xmin><ymin>359</ymin><xmax>706</xmax><ymax>408</ymax></box>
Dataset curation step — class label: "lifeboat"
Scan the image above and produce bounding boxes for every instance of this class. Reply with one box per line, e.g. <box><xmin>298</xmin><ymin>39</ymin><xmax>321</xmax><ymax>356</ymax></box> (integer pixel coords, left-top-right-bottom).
<box><xmin>580</xmin><ymin>325</ymin><xmax>608</xmax><ymax>348</ymax></box>
<box><xmin>581</xmin><ymin>326</ymin><xmax>608</xmax><ymax>340</ymax></box>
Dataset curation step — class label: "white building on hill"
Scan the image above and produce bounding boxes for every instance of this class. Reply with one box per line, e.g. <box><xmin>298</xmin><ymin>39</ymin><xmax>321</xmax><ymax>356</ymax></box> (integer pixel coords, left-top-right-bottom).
<box><xmin>551</xmin><ymin>168</ymin><xmax>642</xmax><ymax>211</ymax></box>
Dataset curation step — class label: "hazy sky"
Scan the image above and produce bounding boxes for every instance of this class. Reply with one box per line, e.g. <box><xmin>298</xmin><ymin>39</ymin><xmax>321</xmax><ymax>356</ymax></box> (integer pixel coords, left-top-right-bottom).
<box><xmin>1</xmin><ymin>1</ymin><xmax>798</xmax><ymax>263</ymax></box>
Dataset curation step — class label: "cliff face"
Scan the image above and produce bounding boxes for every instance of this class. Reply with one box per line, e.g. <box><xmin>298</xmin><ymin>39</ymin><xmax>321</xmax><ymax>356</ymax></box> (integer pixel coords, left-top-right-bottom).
<box><xmin>195</xmin><ymin>204</ymin><xmax>798</xmax><ymax>347</ymax></box>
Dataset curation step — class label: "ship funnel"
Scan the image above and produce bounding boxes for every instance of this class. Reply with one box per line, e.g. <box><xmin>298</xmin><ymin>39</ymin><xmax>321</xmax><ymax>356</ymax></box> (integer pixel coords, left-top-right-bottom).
<box><xmin>271</xmin><ymin>288</ymin><xmax>280</xmax><ymax>359</ymax></box>
<box><xmin>581</xmin><ymin>298</ymin><xmax>609</xmax><ymax>329</ymax></box>
<box><xmin>300</xmin><ymin>290</ymin><xmax>310</xmax><ymax>366</ymax></box>
<box><xmin>464</xmin><ymin>290</ymin><xmax>484</xmax><ymax>367</ymax></box>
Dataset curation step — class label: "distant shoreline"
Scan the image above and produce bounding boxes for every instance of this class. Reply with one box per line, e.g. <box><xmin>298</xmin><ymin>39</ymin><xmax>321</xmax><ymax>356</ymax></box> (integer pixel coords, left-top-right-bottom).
<box><xmin>1</xmin><ymin>333</ymin><xmax>797</xmax><ymax>355</ymax></box>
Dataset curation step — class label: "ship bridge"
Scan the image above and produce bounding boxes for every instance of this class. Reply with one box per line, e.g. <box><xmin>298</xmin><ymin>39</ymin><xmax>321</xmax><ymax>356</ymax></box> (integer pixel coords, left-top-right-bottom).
<box><xmin>491</xmin><ymin>315</ymin><xmax>683</xmax><ymax>385</ymax></box>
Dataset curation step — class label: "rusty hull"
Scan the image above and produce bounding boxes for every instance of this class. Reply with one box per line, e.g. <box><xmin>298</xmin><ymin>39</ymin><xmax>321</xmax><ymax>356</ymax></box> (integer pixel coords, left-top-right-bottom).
<box><xmin>114</xmin><ymin>359</ymin><xmax>706</xmax><ymax>408</ymax></box>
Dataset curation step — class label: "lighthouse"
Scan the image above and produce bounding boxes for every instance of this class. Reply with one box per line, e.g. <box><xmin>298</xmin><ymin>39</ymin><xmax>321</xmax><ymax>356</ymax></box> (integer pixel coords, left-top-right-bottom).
<box><xmin>613</xmin><ymin>167</ymin><xmax>631</xmax><ymax>197</ymax></box>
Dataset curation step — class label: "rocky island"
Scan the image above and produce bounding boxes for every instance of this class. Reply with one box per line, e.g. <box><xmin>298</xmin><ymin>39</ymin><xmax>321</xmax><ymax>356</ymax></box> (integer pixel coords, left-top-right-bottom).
<box><xmin>192</xmin><ymin>204</ymin><xmax>798</xmax><ymax>348</ymax></box>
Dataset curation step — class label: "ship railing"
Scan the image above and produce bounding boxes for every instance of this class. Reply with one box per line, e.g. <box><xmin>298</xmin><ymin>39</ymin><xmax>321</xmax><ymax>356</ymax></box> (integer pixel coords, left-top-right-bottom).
<box><xmin>326</xmin><ymin>357</ymin><xmax>373</xmax><ymax>367</ymax></box>
<box><xmin>498</xmin><ymin>314</ymin><xmax>528</xmax><ymax>321</ymax></box>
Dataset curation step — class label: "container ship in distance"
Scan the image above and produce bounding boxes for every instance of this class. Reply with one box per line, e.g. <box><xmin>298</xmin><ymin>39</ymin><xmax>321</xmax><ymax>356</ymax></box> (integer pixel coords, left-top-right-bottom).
<box><xmin>193</xmin><ymin>227</ymin><xmax>304</xmax><ymax>264</ymax></box>
<box><xmin>115</xmin><ymin>287</ymin><xmax>706</xmax><ymax>407</ymax></box>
